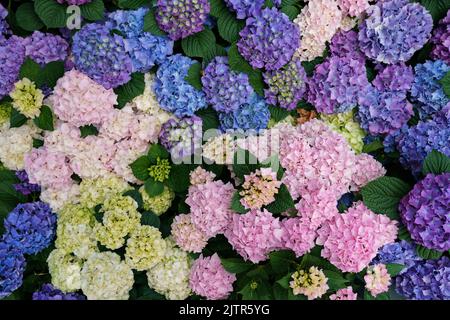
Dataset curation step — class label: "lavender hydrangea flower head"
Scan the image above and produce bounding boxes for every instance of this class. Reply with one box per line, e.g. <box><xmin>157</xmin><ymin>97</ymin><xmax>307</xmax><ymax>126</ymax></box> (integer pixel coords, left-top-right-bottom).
<box><xmin>238</xmin><ymin>8</ymin><xmax>300</xmax><ymax>71</ymax></box>
<box><xmin>21</xmin><ymin>31</ymin><xmax>69</xmax><ymax>65</ymax></box>
<box><xmin>32</xmin><ymin>284</ymin><xmax>86</xmax><ymax>300</ymax></box>
<box><xmin>3</xmin><ymin>202</ymin><xmax>57</xmax><ymax>255</ymax></box>
<box><xmin>0</xmin><ymin>241</ymin><xmax>26</xmax><ymax>299</ymax></box>
<box><xmin>224</xmin><ymin>0</ymin><xmax>264</xmax><ymax>19</ymax></box>
<box><xmin>155</xmin><ymin>0</ymin><xmax>210</xmax><ymax>40</ymax></box>
<box><xmin>307</xmin><ymin>55</ymin><xmax>370</xmax><ymax>114</ymax></box>
<box><xmin>357</xmin><ymin>86</ymin><xmax>413</xmax><ymax>136</ymax></box>
<box><xmin>399</xmin><ymin>173</ymin><xmax>450</xmax><ymax>252</ymax></box>
<box><xmin>330</xmin><ymin>30</ymin><xmax>365</xmax><ymax>61</ymax></box>
<box><xmin>107</xmin><ymin>8</ymin><xmax>148</xmax><ymax>38</ymax></box>
<box><xmin>263</xmin><ymin>55</ymin><xmax>307</xmax><ymax>110</ymax></box>
<box><xmin>155</xmin><ymin>54</ymin><xmax>207</xmax><ymax>117</ymax></box>
<box><xmin>56</xmin><ymin>0</ymin><xmax>92</xmax><ymax>4</ymax></box>
<box><xmin>0</xmin><ymin>3</ymin><xmax>10</xmax><ymax>40</ymax></box>
<box><xmin>72</xmin><ymin>23</ymin><xmax>132</xmax><ymax>89</ymax></box>
<box><xmin>431</xmin><ymin>10</ymin><xmax>450</xmax><ymax>64</ymax></box>
<box><xmin>372</xmin><ymin>240</ymin><xmax>421</xmax><ymax>272</ymax></box>
<box><xmin>373</xmin><ymin>63</ymin><xmax>414</xmax><ymax>93</ymax></box>
<box><xmin>411</xmin><ymin>60</ymin><xmax>450</xmax><ymax>120</ymax></box>
<box><xmin>219</xmin><ymin>96</ymin><xmax>270</xmax><ymax>132</ymax></box>
<box><xmin>159</xmin><ymin>116</ymin><xmax>203</xmax><ymax>160</ymax></box>
<box><xmin>0</xmin><ymin>36</ymin><xmax>25</xmax><ymax>99</ymax></box>
<box><xmin>358</xmin><ymin>0</ymin><xmax>433</xmax><ymax>64</ymax></box>
<box><xmin>14</xmin><ymin>170</ymin><xmax>40</xmax><ymax>196</ymax></box>
<box><xmin>201</xmin><ymin>56</ymin><xmax>255</xmax><ymax>113</ymax></box>
<box><xmin>395</xmin><ymin>256</ymin><xmax>450</xmax><ymax>300</ymax></box>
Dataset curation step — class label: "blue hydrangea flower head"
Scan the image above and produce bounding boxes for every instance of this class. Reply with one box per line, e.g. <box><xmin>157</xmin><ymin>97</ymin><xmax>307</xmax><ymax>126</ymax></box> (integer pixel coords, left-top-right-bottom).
<box><xmin>32</xmin><ymin>284</ymin><xmax>86</xmax><ymax>300</ymax></box>
<box><xmin>224</xmin><ymin>0</ymin><xmax>265</xmax><ymax>19</ymax></box>
<box><xmin>372</xmin><ymin>240</ymin><xmax>421</xmax><ymax>273</ymax></box>
<box><xmin>0</xmin><ymin>241</ymin><xmax>26</xmax><ymax>299</ymax></box>
<box><xmin>0</xmin><ymin>36</ymin><xmax>25</xmax><ymax>99</ymax></box>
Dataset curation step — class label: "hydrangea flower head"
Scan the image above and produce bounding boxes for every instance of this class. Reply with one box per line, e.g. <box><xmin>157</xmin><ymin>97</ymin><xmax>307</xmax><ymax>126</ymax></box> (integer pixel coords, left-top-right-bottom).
<box><xmin>431</xmin><ymin>10</ymin><xmax>450</xmax><ymax>64</ymax></box>
<box><xmin>364</xmin><ymin>264</ymin><xmax>391</xmax><ymax>297</ymax></box>
<box><xmin>171</xmin><ymin>213</ymin><xmax>208</xmax><ymax>253</ymax></box>
<box><xmin>140</xmin><ymin>185</ymin><xmax>175</xmax><ymax>216</ymax></box>
<box><xmin>219</xmin><ymin>96</ymin><xmax>270</xmax><ymax>132</ymax></box>
<box><xmin>0</xmin><ymin>241</ymin><xmax>25</xmax><ymax>299</ymax></box>
<box><xmin>290</xmin><ymin>266</ymin><xmax>329</xmax><ymax>300</ymax></box>
<box><xmin>22</xmin><ymin>31</ymin><xmax>68</xmax><ymax>65</ymax></box>
<box><xmin>281</xmin><ymin>217</ymin><xmax>317</xmax><ymax>257</ymax></box>
<box><xmin>238</xmin><ymin>8</ymin><xmax>300</xmax><ymax>71</ymax></box>
<box><xmin>399</xmin><ymin>173</ymin><xmax>450</xmax><ymax>252</ymax></box>
<box><xmin>14</xmin><ymin>170</ymin><xmax>40</xmax><ymax>196</ymax></box>
<box><xmin>33</xmin><ymin>284</ymin><xmax>86</xmax><ymax>300</ymax></box>
<box><xmin>373</xmin><ymin>63</ymin><xmax>414</xmax><ymax>93</ymax></box>
<box><xmin>239</xmin><ymin>168</ymin><xmax>281</xmax><ymax>209</ymax></box>
<box><xmin>189</xmin><ymin>166</ymin><xmax>216</xmax><ymax>185</ymax></box>
<box><xmin>0</xmin><ymin>36</ymin><xmax>25</xmax><ymax>99</ymax></box>
<box><xmin>10</xmin><ymin>78</ymin><xmax>44</xmax><ymax>119</ymax></box>
<box><xmin>79</xmin><ymin>175</ymin><xmax>131</xmax><ymax>209</ymax></box>
<box><xmin>372</xmin><ymin>240</ymin><xmax>421</xmax><ymax>271</ymax></box>
<box><xmin>329</xmin><ymin>286</ymin><xmax>357</xmax><ymax>300</ymax></box>
<box><xmin>329</xmin><ymin>30</ymin><xmax>364</xmax><ymax>61</ymax></box>
<box><xmin>337</xmin><ymin>0</ymin><xmax>370</xmax><ymax>17</ymax></box>
<box><xmin>224</xmin><ymin>0</ymin><xmax>264</xmax><ymax>19</ymax></box>
<box><xmin>358</xmin><ymin>0</ymin><xmax>433</xmax><ymax>64</ymax></box>
<box><xmin>148</xmin><ymin>157</ymin><xmax>171</xmax><ymax>182</ymax></box>
<box><xmin>0</xmin><ymin>3</ymin><xmax>10</xmax><ymax>40</ymax></box>
<box><xmin>47</xmin><ymin>249</ymin><xmax>83</xmax><ymax>293</ymax></box>
<box><xmin>155</xmin><ymin>0</ymin><xmax>210</xmax><ymax>40</ymax></box>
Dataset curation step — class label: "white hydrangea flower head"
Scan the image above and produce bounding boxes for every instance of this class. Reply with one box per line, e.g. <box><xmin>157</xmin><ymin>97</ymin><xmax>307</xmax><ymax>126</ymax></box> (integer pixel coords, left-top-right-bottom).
<box><xmin>47</xmin><ymin>249</ymin><xmax>83</xmax><ymax>293</ymax></box>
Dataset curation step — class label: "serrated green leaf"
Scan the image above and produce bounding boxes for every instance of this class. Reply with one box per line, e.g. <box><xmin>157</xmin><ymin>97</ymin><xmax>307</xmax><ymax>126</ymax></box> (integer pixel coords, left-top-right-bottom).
<box><xmin>398</xmin><ymin>225</ymin><xmax>412</xmax><ymax>241</ymax></box>
<box><xmin>210</xmin><ymin>0</ymin><xmax>228</xmax><ymax>18</ymax></box>
<box><xmin>265</xmin><ymin>184</ymin><xmax>295</xmax><ymax>214</ymax></box>
<box><xmin>439</xmin><ymin>71</ymin><xmax>450</xmax><ymax>98</ymax></box>
<box><xmin>281</xmin><ymin>0</ymin><xmax>299</xmax><ymax>6</ymax></box>
<box><xmin>196</xmin><ymin>107</ymin><xmax>219</xmax><ymax>132</ymax></box>
<box><xmin>248</xmin><ymin>70</ymin><xmax>265</xmax><ymax>96</ymax></box>
<box><xmin>40</xmin><ymin>60</ymin><xmax>65</xmax><ymax>88</ymax></box>
<box><xmin>280</xmin><ymin>5</ymin><xmax>300</xmax><ymax>21</ymax></box>
<box><xmin>269</xmin><ymin>105</ymin><xmax>290</xmax><ymax>122</ymax></box>
<box><xmin>141</xmin><ymin>211</ymin><xmax>161</xmax><ymax>228</ymax></box>
<box><xmin>143</xmin><ymin>8</ymin><xmax>166</xmax><ymax>36</ymax></box>
<box><xmin>10</xmin><ymin>109</ymin><xmax>28</xmax><ymax>128</ymax></box>
<box><xmin>385</xmin><ymin>263</ymin><xmax>405</xmax><ymax>277</ymax></box>
<box><xmin>80</xmin><ymin>0</ymin><xmax>105</xmax><ymax>21</ymax></box>
<box><xmin>422</xmin><ymin>150</ymin><xmax>450</xmax><ymax>175</ymax></box>
<box><xmin>228</xmin><ymin>43</ymin><xmax>254</xmax><ymax>74</ymax></box>
<box><xmin>147</xmin><ymin>144</ymin><xmax>170</xmax><ymax>162</ymax></box>
<box><xmin>144</xmin><ymin>178</ymin><xmax>164</xmax><ymax>197</ymax></box>
<box><xmin>114</xmin><ymin>73</ymin><xmax>145</xmax><ymax>108</ymax></box>
<box><xmin>323</xmin><ymin>270</ymin><xmax>349</xmax><ymax>291</ymax></box>
<box><xmin>217</xmin><ymin>10</ymin><xmax>245</xmax><ymax>43</ymax></box>
<box><xmin>167</xmin><ymin>164</ymin><xmax>196</xmax><ymax>193</ymax></box>
<box><xmin>202</xmin><ymin>44</ymin><xmax>228</xmax><ymax>65</ymax></box>
<box><xmin>130</xmin><ymin>156</ymin><xmax>151</xmax><ymax>181</ymax></box>
<box><xmin>181</xmin><ymin>29</ymin><xmax>216</xmax><ymax>58</ymax></box>
<box><xmin>416</xmin><ymin>0</ymin><xmax>450</xmax><ymax>22</ymax></box>
<box><xmin>361</xmin><ymin>176</ymin><xmax>411</xmax><ymax>219</ymax></box>
<box><xmin>220</xmin><ymin>257</ymin><xmax>253</xmax><ymax>274</ymax></box>
<box><xmin>416</xmin><ymin>245</ymin><xmax>443</xmax><ymax>260</ymax></box>
<box><xmin>363</xmin><ymin>139</ymin><xmax>384</xmax><ymax>154</ymax></box>
<box><xmin>19</xmin><ymin>58</ymin><xmax>42</xmax><ymax>85</ymax></box>
<box><xmin>276</xmin><ymin>274</ymin><xmax>292</xmax><ymax>289</ymax></box>
<box><xmin>185</xmin><ymin>62</ymin><xmax>203</xmax><ymax>90</ymax></box>
<box><xmin>117</xmin><ymin>0</ymin><xmax>147</xmax><ymax>9</ymax></box>
<box><xmin>233</xmin><ymin>149</ymin><xmax>260</xmax><ymax>179</ymax></box>
<box><xmin>79</xmin><ymin>125</ymin><xmax>99</xmax><ymax>138</ymax></box>
<box><xmin>15</xmin><ymin>3</ymin><xmax>44</xmax><ymax>32</ymax></box>
<box><xmin>33</xmin><ymin>105</ymin><xmax>54</xmax><ymax>131</ymax></box>
<box><xmin>34</xmin><ymin>0</ymin><xmax>68</xmax><ymax>29</ymax></box>
<box><xmin>230</xmin><ymin>191</ymin><xmax>248</xmax><ymax>214</ymax></box>
<box><xmin>123</xmin><ymin>189</ymin><xmax>144</xmax><ymax>209</ymax></box>
<box><xmin>269</xmin><ymin>250</ymin><xmax>296</xmax><ymax>274</ymax></box>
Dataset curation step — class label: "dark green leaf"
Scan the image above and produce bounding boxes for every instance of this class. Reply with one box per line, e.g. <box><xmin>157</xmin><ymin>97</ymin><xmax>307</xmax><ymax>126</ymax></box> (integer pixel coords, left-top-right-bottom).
<box><xmin>217</xmin><ymin>10</ymin><xmax>245</xmax><ymax>43</ymax></box>
<box><xmin>422</xmin><ymin>150</ymin><xmax>450</xmax><ymax>175</ymax></box>
<box><xmin>232</xmin><ymin>149</ymin><xmax>260</xmax><ymax>179</ymax></box>
<box><xmin>269</xmin><ymin>105</ymin><xmax>290</xmax><ymax>123</ymax></box>
<box><xmin>202</xmin><ymin>44</ymin><xmax>228</xmax><ymax>65</ymax></box>
<box><xmin>114</xmin><ymin>73</ymin><xmax>145</xmax><ymax>108</ymax></box>
<box><xmin>15</xmin><ymin>3</ymin><xmax>44</xmax><ymax>31</ymax></box>
<box><xmin>196</xmin><ymin>107</ymin><xmax>220</xmax><ymax>132</ymax></box>
<box><xmin>167</xmin><ymin>164</ymin><xmax>196</xmax><ymax>193</ymax></box>
<box><xmin>130</xmin><ymin>156</ymin><xmax>151</xmax><ymax>181</ymax></box>
<box><xmin>362</xmin><ymin>140</ymin><xmax>384</xmax><ymax>153</ymax></box>
<box><xmin>79</xmin><ymin>125</ymin><xmax>99</xmax><ymax>138</ymax></box>
<box><xmin>416</xmin><ymin>245</ymin><xmax>443</xmax><ymax>260</ymax></box>
<box><xmin>439</xmin><ymin>71</ymin><xmax>450</xmax><ymax>98</ymax></box>
<box><xmin>181</xmin><ymin>29</ymin><xmax>216</xmax><ymax>58</ymax></box>
<box><xmin>40</xmin><ymin>60</ymin><xmax>65</xmax><ymax>88</ymax></box>
<box><xmin>80</xmin><ymin>0</ymin><xmax>105</xmax><ymax>21</ymax></box>
<box><xmin>248</xmin><ymin>70</ymin><xmax>265</xmax><ymax>96</ymax></box>
<box><xmin>276</xmin><ymin>274</ymin><xmax>292</xmax><ymax>289</ymax></box>
<box><xmin>33</xmin><ymin>105</ymin><xmax>54</xmax><ymax>131</ymax></box>
<box><xmin>143</xmin><ymin>8</ymin><xmax>166</xmax><ymax>36</ymax></box>
<box><xmin>228</xmin><ymin>43</ymin><xmax>254</xmax><ymax>74</ymax></box>
<box><xmin>123</xmin><ymin>189</ymin><xmax>144</xmax><ymax>209</ymax></box>
<box><xmin>230</xmin><ymin>191</ymin><xmax>248</xmax><ymax>214</ymax></box>
<box><xmin>281</xmin><ymin>0</ymin><xmax>299</xmax><ymax>6</ymax></box>
<box><xmin>141</xmin><ymin>211</ymin><xmax>161</xmax><ymax>228</ymax></box>
<box><xmin>210</xmin><ymin>0</ymin><xmax>228</xmax><ymax>18</ymax></box>
<box><xmin>265</xmin><ymin>184</ymin><xmax>295</xmax><ymax>214</ymax></box>
<box><xmin>185</xmin><ymin>62</ymin><xmax>203</xmax><ymax>91</ymax></box>
<box><xmin>416</xmin><ymin>0</ymin><xmax>450</xmax><ymax>22</ymax></box>
<box><xmin>147</xmin><ymin>144</ymin><xmax>170</xmax><ymax>162</ymax></box>
<box><xmin>398</xmin><ymin>225</ymin><xmax>412</xmax><ymax>242</ymax></box>
<box><xmin>19</xmin><ymin>58</ymin><xmax>41</xmax><ymax>85</ymax></box>
<box><xmin>385</xmin><ymin>263</ymin><xmax>405</xmax><ymax>277</ymax></box>
<box><xmin>144</xmin><ymin>179</ymin><xmax>164</xmax><ymax>197</ymax></box>
<box><xmin>323</xmin><ymin>270</ymin><xmax>349</xmax><ymax>291</ymax></box>
<box><xmin>269</xmin><ymin>250</ymin><xmax>296</xmax><ymax>274</ymax></box>
<box><xmin>34</xmin><ymin>0</ymin><xmax>68</xmax><ymax>29</ymax></box>
<box><xmin>117</xmin><ymin>0</ymin><xmax>147</xmax><ymax>9</ymax></box>
<box><xmin>280</xmin><ymin>5</ymin><xmax>300</xmax><ymax>21</ymax></box>
<box><xmin>220</xmin><ymin>257</ymin><xmax>253</xmax><ymax>274</ymax></box>
<box><xmin>10</xmin><ymin>109</ymin><xmax>27</xmax><ymax>128</ymax></box>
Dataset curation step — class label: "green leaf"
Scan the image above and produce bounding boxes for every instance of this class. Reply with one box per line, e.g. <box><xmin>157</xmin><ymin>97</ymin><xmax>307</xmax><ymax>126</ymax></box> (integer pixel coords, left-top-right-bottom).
<box><xmin>196</xmin><ymin>107</ymin><xmax>219</xmax><ymax>132</ymax></box>
<box><xmin>273</xmin><ymin>283</ymin><xmax>288</xmax><ymax>299</ymax></box>
<box><xmin>364</xmin><ymin>290</ymin><xmax>389</xmax><ymax>300</ymax></box>
<box><xmin>422</xmin><ymin>150</ymin><xmax>450</xmax><ymax>175</ymax></box>
<box><xmin>33</xmin><ymin>139</ymin><xmax>44</xmax><ymax>148</ymax></box>
<box><xmin>181</xmin><ymin>29</ymin><xmax>216</xmax><ymax>58</ymax></box>
<box><xmin>130</xmin><ymin>156</ymin><xmax>151</xmax><ymax>181</ymax></box>
<box><xmin>15</xmin><ymin>3</ymin><xmax>44</xmax><ymax>31</ymax></box>
<box><xmin>10</xmin><ymin>109</ymin><xmax>28</xmax><ymax>128</ymax></box>
<box><xmin>114</xmin><ymin>73</ymin><xmax>145</xmax><ymax>108</ymax></box>
<box><xmin>34</xmin><ymin>0</ymin><xmax>68</xmax><ymax>29</ymax></box>
<box><xmin>33</xmin><ymin>105</ymin><xmax>54</xmax><ymax>131</ymax></box>
<box><xmin>141</xmin><ymin>211</ymin><xmax>161</xmax><ymax>228</ymax></box>
<box><xmin>362</xmin><ymin>139</ymin><xmax>384</xmax><ymax>154</ymax></box>
<box><xmin>79</xmin><ymin>125</ymin><xmax>99</xmax><ymax>138</ymax></box>
<box><xmin>265</xmin><ymin>184</ymin><xmax>295</xmax><ymax>214</ymax></box>
<box><xmin>123</xmin><ymin>189</ymin><xmax>144</xmax><ymax>209</ymax></box>
<box><xmin>269</xmin><ymin>105</ymin><xmax>290</xmax><ymax>123</ymax></box>
<box><xmin>302</xmin><ymin>55</ymin><xmax>326</xmax><ymax>77</ymax></box>
<box><xmin>210</xmin><ymin>0</ymin><xmax>228</xmax><ymax>18</ymax></box>
<box><xmin>248</xmin><ymin>70</ymin><xmax>265</xmax><ymax>97</ymax></box>
<box><xmin>417</xmin><ymin>0</ymin><xmax>450</xmax><ymax>22</ymax></box>
<box><xmin>147</xmin><ymin>144</ymin><xmax>170</xmax><ymax>162</ymax></box>
<box><xmin>281</xmin><ymin>0</ymin><xmax>299</xmax><ymax>6</ymax></box>
<box><xmin>185</xmin><ymin>62</ymin><xmax>203</xmax><ymax>91</ymax></box>
<box><xmin>232</xmin><ymin>149</ymin><xmax>260</xmax><ymax>179</ymax></box>
<box><xmin>220</xmin><ymin>257</ymin><xmax>253</xmax><ymax>274</ymax></box>
<box><xmin>439</xmin><ymin>71</ymin><xmax>450</xmax><ymax>98</ymax></box>
<box><xmin>361</xmin><ymin>176</ymin><xmax>411</xmax><ymax>219</ymax></box>
<box><xmin>40</xmin><ymin>60</ymin><xmax>65</xmax><ymax>88</ymax></box>
<box><xmin>280</xmin><ymin>5</ymin><xmax>300</xmax><ymax>21</ymax></box>
<box><xmin>19</xmin><ymin>58</ymin><xmax>42</xmax><ymax>85</ymax></box>
<box><xmin>80</xmin><ymin>0</ymin><xmax>105</xmax><ymax>21</ymax></box>
<box><xmin>144</xmin><ymin>179</ymin><xmax>164</xmax><ymax>197</ymax></box>
<box><xmin>117</xmin><ymin>0</ymin><xmax>147</xmax><ymax>9</ymax></box>
<box><xmin>398</xmin><ymin>225</ymin><xmax>412</xmax><ymax>242</ymax></box>
<box><xmin>202</xmin><ymin>44</ymin><xmax>228</xmax><ymax>65</ymax></box>
<box><xmin>385</xmin><ymin>263</ymin><xmax>405</xmax><ymax>277</ymax></box>
<box><xmin>323</xmin><ymin>270</ymin><xmax>349</xmax><ymax>291</ymax></box>
<box><xmin>143</xmin><ymin>8</ymin><xmax>166</xmax><ymax>36</ymax></box>
<box><xmin>276</xmin><ymin>274</ymin><xmax>292</xmax><ymax>289</ymax></box>
<box><xmin>167</xmin><ymin>164</ymin><xmax>196</xmax><ymax>193</ymax></box>
<box><xmin>230</xmin><ymin>191</ymin><xmax>248</xmax><ymax>214</ymax></box>
<box><xmin>217</xmin><ymin>10</ymin><xmax>245</xmax><ymax>43</ymax></box>
<box><xmin>228</xmin><ymin>43</ymin><xmax>254</xmax><ymax>74</ymax></box>
<box><xmin>416</xmin><ymin>245</ymin><xmax>443</xmax><ymax>260</ymax></box>
<box><xmin>269</xmin><ymin>250</ymin><xmax>296</xmax><ymax>274</ymax></box>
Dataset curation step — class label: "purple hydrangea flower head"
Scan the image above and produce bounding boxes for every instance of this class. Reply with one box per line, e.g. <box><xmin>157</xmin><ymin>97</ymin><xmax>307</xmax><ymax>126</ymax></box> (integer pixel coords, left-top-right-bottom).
<box><xmin>155</xmin><ymin>0</ymin><xmax>210</xmax><ymax>40</ymax></box>
<box><xmin>263</xmin><ymin>55</ymin><xmax>307</xmax><ymax>110</ymax></box>
<box><xmin>383</xmin><ymin>125</ymin><xmax>408</xmax><ymax>153</ymax></box>
<box><xmin>395</xmin><ymin>256</ymin><xmax>450</xmax><ymax>300</ymax></box>
<box><xmin>372</xmin><ymin>240</ymin><xmax>421</xmax><ymax>272</ymax></box>
<box><xmin>330</xmin><ymin>30</ymin><xmax>365</xmax><ymax>61</ymax></box>
<box><xmin>107</xmin><ymin>8</ymin><xmax>148</xmax><ymax>38</ymax></box>
<box><xmin>155</xmin><ymin>54</ymin><xmax>207</xmax><ymax>117</ymax></box>
<box><xmin>3</xmin><ymin>202</ymin><xmax>56</xmax><ymax>255</ymax></box>
<box><xmin>431</xmin><ymin>10</ymin><xmax>450</xmax><ymax>64</ymax></box>
<box><xmin>201</xmin><ymin>56</ymin><xmax>255</xmax><ymax>113</ymax></box>
<box><xmin>159</xmin><ymin>116</ymin><xmax>203</xmax><ymax>160</ymax></box>
<box><xmin>307</xmin><ymin>55</ymin><xmax>370</xmax><ymax>114</ymax></box>
<box><xmin>21</xmin><ymin>31</ymin><xmax>69</xmax><ymax>66</ymax></box>
<box><xmin>32</xmin><ymin>284</ymin><xmax>86</xmax><ymax>300</ymax></box>
<box><xmin>57</xmin><ymin>0</ymin><xmax>92</xmax><ymax>4</ymax></box>
<box><xmin>237</xmin><ymin>8</ymin><xmax>300</xmax><ymax>71</ymax></box>
<box><xmin>0</xmin><ymin>36</ymin><xmax>25</xmax><ymax>99</ymax></box>
<box><xmin>399</xmin><ymin>173</ymin><xmax>450</xmax><ymax>252</ymax></box>
<box><xmin>0</xmin><ymin>241</ymin><xmax>26</xmax><ymax>299</ymax></box>
<box><xmin>358</xmin><ymin>0</ymin><xmax>433</xmax><ymax>64</ymax></box>
<box><xmin>357</xmin><ymin>86</ymin><xmax>413</xmax><ymax>135</ymax></box>
<box><xmin>14</xmin><ymin>170</ymin><xmax>40</xmax><ymax>196</ymax></box>
<box><xmin>218</xmin><ymin>95</ymin><xmax>270</xmax><ymax>132</ymax></box>
<box><xmin>0</xmin><ymin>3</ymin><xmax>10</xmax><ymax>40</ymax></box>
<box><xmin>373</xmin><ymin>63</ymin><xmax>414</xmax><ymax>93</ymax></box>
<box><xmin>411</xmin><ymin>60</ymin><xmax>450</xmax><ymax>120</ymax></box>
<box><xmin>224</xmin><ymin>0</ymin><xmax>265</xmax><ymax>19</ymax></box>
<box><xmin>72</xmin><ymin>23</ymin><xmax>132</xmax><ymax>89</ymax></box>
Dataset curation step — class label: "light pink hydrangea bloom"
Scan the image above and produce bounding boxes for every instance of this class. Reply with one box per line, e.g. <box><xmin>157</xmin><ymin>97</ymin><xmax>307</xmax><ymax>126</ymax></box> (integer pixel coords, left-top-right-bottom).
<box><xmin>240</xmin><ymin>168</ymin><xmax>281</xmax><ymax>210</ymax></box>
<box><xmin>189</xmin><ymin>253</ymin><xmax>236</xmax><ymax>300</ymax></box>
<box><xmin>189</xmin><ymin>166</ymin><xmax>216</xmax><ymax>185</ymax></box>
<box><xmin>281</xmin><ymin>217</ymin><xmax>317</xmax><ymax>257</ymax></box>
<box><xmin>186</xmin><ymin>180</ymin><xmax>235</xmax><ymax>237</ymax></box>
<box><xmin>364</xmin><ymin>264</ymin><xmax>391</xmax><ymax>297</ymax></box>
<box><xmin>351</xmin><ymin>153</ymin><xmax>386</xmax><ymax>191</ymax></box>
<box><xmin>316</xmin><ymin>201</ymin><xmax>398</xmax><ymax>272</ymax></box>
<box><xmin>337</xmin><ymin>0</ymin><xmax>371</xmax><ymax>17</ymax></box>
<box><xmin>329</xmin><ymin>286</ymin><xmax>358</xmax><ymax>300</ymax></box>
<box><xmin>224</xmin><ymin>209</ymin><xmax>284</xmax><ymax>263</ymax></box>
<box><xmin>171</xmin><ymin>213</ymin><xmax>208</xmax><ymax>253</ymax></box>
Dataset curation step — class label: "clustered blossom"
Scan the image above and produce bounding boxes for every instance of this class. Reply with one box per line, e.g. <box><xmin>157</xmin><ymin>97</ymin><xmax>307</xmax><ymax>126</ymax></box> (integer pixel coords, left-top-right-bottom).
<box><xmin>431</xmin><ymin>10</ymin><xmax>450</xmax><ymax>64</ymax></box>
<box><xmin>3</xmin><ymin>202</ymin><xmax>56</xmax><ymax>255</ymax></box>
<box><xmin>395</xmin><ymin>256</ymin><xmax>449</xmax><ymax>300</ymax></box>
<box><xmin>364</xmin><ymin>264</ymin><xmax>391</xmax><ymax>297</ymax></box>
<box><xmin>411</xmin><ymin>60</ymin><xmax>450</xmax><ymax>120</ymax></box>
<box><xmin>330</xmin><ymin>30</ymin><xmax>364</xmax><ymax>61</ymax></box>
<box><xmin>239</xmin><ymin>168</ymin><xmax>281</xmax><ymax>209</ymax></box>
<box><xmin>238</xmin><ymin>8</ymin><xmax>300</xmax><ymax>71</ymax></box>
<box><xmin>337</xmin><ymin>0</ymin><xmax>370</xmax><ymax>17</ymax></box>
<box><xmin>0</xmin><ymin>36</ymin><xmax>25</xmax><ymax>99</ymax></box>
<box><xmin>0</xmin><ymin>3</ymin><xmax>10</xmax><ymax>40</ymax></box>
<box><xmin>317</xmin><ymin>201</ymin><xmax>398</xmax><ymax>272</ymax></box>
<box><xmin>155</xmin><ymin>0</ymin><xmax>210</xmax><ymax>40</ymax></box>
<box><xmin>148</xmin><ymin>158</ymin><xmax>171</xmax><ymax>182</ymax></box>
<box><xmin>290</xmin><ymin>267</ymin><xmax>329</xmax><ymax>300</ymax></box>
<box><xmin>358</xmin><ymin>0</ymin><xmax>433</xmax><ymax>64</ymax></box>
<box><xmin>372</xmin><ymin>241</ymin><xmax>421</xmax><ymax>272</ymax></box>
<box><xmin>21</xmin><ymin>31</ymin><xmax>68</xmax><ymax>65</ymax></box>
<box><xmin>399</xmin><ymin>173</ymin><xmax>450</xmax><ymax>252</ymax></box>
<box><xmin>155</xmin><ymin>54</ymin><xmax>207</xmax><ymax>117</ymax></box>
<box><xmin>0</xmin><ymin>242</ymin><xmax>26</xmax><ymax>299</ymax></box>
<box><xmin>171</xmin><ymin>213</ymin><xmax>208</xmax><ymax>253</ymax></box>
<box><xmin>281</xmin><ymin>217</ymin><xmax>317</xmax><ymax>257</ymax></box>
<box><xmin>372</xmin><ymin>63</ymin><xmax>414</xmax><ymax>93</ymax></box>
<box><xmin>225</xmin><ymin>209</ymin><xmax>284</xmax><ymax>263</ymax></box>
<box><xmin>224</xmin><ymin>0</ymin><xmax>264</xmax><ymax>19</ymax></box>
<box><xmin>14</xmin><ymin>170</ymin><xmax>40</xmax><ymax>196</ymax></box>
<box><xmin>139</xmin><ymin>185</ymin><xmax>175</xmax><ymax>216</ymax></box>
<box><xmin>72</xmin><ymin>23</ymin><xmax>132</xmax><ymax>89</ymax></box>
<box><xmin>201</xmin><ymin>56</ymin><xmax>255</xmax><ymax>113</ymax></box>
<box><xmin>47</xmin><ymin>249</ymin><xmax>83</xmax><ymax>293</ymax></box>
<box><xmin>32</xmin><ymin>284</ymin><xmax>86</xmax><ymax>300</ymax></box>
<box><xmin>10</xmin><ymin>78</ymin><xmax>44</xmax><ymax>119</ymax></box>
<box><xmin>189</xmin><ymin>166</ymin><xmax>216</xmax><ymax>185</ymax></box>
<box><xmin>329</xmin><ymin>286</ymin><xmax>358</xmax><ymax>300</ymax></box>
<box><xmin>79</xmin><ymin>175</ymin><xmax>131</xmax><ymax>209</ymax></box>
<box><xmin>202</xmin><ymin>133</ymin><xmax>236</xmax><ymax>164</ymax></box>
<box><xmin>189</xmin><ymin>254</ymin><xmax>236</xmax><ymax>300</ymax></box>
<box><xmin>263</xmin><ymin>56</ymin><xmax>307</xmax><ymax>110</ymax></box>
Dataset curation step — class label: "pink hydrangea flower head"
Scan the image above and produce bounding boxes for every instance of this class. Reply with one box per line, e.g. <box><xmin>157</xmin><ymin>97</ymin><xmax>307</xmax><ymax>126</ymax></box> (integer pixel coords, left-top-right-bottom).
<box><xmin>239</xmin><ymin>168</ymin><xmax>282</xmax><ymax>210</ymax></box>
<box><xmin>316</xmin><ymin>201</ymin><xmax>398</xmax><ymax>272</ymax></box>
<box><xmin>171</xmin><ymin>213</ymin><xmax>208</xmax><ymax>253</ymax></box>
<box><xmin>294</xmin><ymin>189</ymin><xmax>340</xmax><ymax>229</ymax></box>
<box><xmin>337</xmin><ymin>0</ymin><xmax>371</xmax><ymax>17</ymax></box>
<box><xmin>189</xmin><ymin>166</ymin><xmax>216</xmax><ymax>185</ymax></box>
<box><xmin>364</xmin><ymin>264</ymin><xmax>391</xmax><ymax>297</ymax></box>
<box><xmin>189</xmin><ymin>253</ymin><xmax>236</xmax><ymax>300</ymax></box>
<box><xmin>281</xmin><ymin>217</ymin><xmax>317</xmax><ymax>257</ymax></box>
<box><xmin>224</xmin><ymin>209</ymin><xmax>284</xmax><ymax>263</ymax></box>
<box><xmin>329</xmin><ymin>286</ymin><xmax>358</xmax><ymax>300</ymax></box>
<box><xmin>351</xmin><ymin>153</ymin><xmax>386</xmax><ymax>191</ymax></box>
